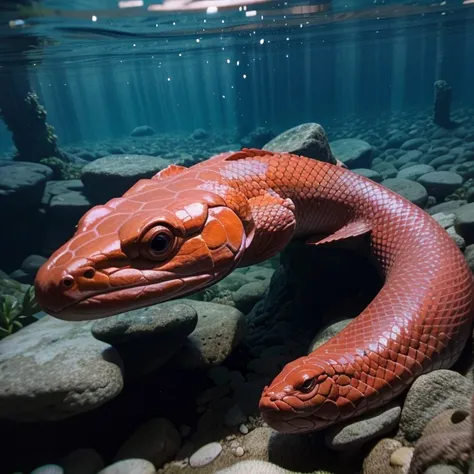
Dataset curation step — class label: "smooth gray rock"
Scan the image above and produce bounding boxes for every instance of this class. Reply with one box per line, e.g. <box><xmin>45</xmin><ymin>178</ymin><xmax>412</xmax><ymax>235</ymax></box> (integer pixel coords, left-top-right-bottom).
<box><xmin>163</xmin><ymin>299</ymin><xmax>246</xmax><ymax>369</ymax></box>
<box><xmin>232</xmin><ymin>280</ymin><xmax>269</xmax><ymax>314</ymax></box>
<box><xmin>0</xmin><ymin>161</ymin><xmax>53</xmax><ymax>217</ymax></box>
<box><xmin>97</xmin><ymin>459</ymin><xmax>156</xmax><ymax>474</ymax></box>
<box><xmin>372</xmin><ymin>162</ymin><xmax>398</xmax><ymax>180</ymax></box>
<box><xmin>92</xmin><ymin>303</ymin><xmax>197</xmax><ymax>344</ymax></box>
<box><xmin>263</xmin><ymin>123</ymin><xmax>336</xmax><ymax>164</ymax></box>
<box><xmin>41</xmin><ymin>179</ymin><xmax>84</xmax><ymax>206</ymax></box>
<box><xmin>91</xmin><ymin>304</ymin><xmax>198</xmax><ymax>377</ymax></box>
<box><xmin>381</xmin><ymin>178</ymin><xmax>428</xmax><ymax>207</ymax></box>
<box><xmin>352</xmin><ymin>168</ymin><xmax>383</xmax><ymax>183</ymax></box>
<box><xmin>454</xmin><ymin>203</ymin><xmax>474</xmax><ymax>244</ymax></box>
<box><xmin>417</xmin><ymin>171</ymin><xmax>463</xmax><ymax>200</ymax></box>
<box><xmin>130</xmin><ymin>125</ymin><xmax>155</xmax><ymax>137</ymax></box>
<box><xmin>81</xmin><ymin>154</ymin><xmax>170</xmax><ymax>202</ymax></box>
<box><xmin>397</xmin><ymin>164</ymin><xmax>434</xmax><ymax>181</ymax></box>
<box><xmin>115</xmin><ymin>418</ymin><xmax>181</xmax><ymax>468</ymax></box>
<box><xmin>0</xmin><ymin>316</ymin><xmax>123</xmax><ymax>421</ymax></box>
<box><xmin>325</xmin><ymin>402</ymin><xmax>402</xmax><ymax>450</ymax></box>
<box><xmin>427</xmin><ymin>200</ymin><xmax>467</xmax><ymax>215</ymax></box>
<box><xmin>397</xmin><ymin>370</ymin><xmax>473</xmax><ymax>443</ymax></box>
<box><xmin>401</xmin><ymin>138</ymin><xmax>428</xmax><ymax>150</ymax></box>
<box><xmin>330</xmin><ymin>138</ymin><xmax>373</xmax><ymax>168</ymax></box>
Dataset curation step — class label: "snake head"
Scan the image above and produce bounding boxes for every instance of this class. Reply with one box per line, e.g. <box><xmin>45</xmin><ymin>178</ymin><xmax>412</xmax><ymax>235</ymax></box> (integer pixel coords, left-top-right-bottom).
<box><xmin>259</xmin><ymin>355</ymin><xmax>360</xmax><ymax>434</ymax></box>
<box><xmin>35</xmin><ymin>184</ymin><xmax>254</xmax><ymax>320</ymax></box>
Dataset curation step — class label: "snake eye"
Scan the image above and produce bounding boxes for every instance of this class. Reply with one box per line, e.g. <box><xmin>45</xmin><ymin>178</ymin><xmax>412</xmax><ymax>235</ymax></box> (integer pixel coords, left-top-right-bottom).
<box><xmin>140</xmin><ymin>225</ymin><xmax>176</xmax><ymax>260</ymax></box>
<box><xmin>298</xmin><ymin>377</ymin><xmax>316</xmax><ymax>393</ymax></box>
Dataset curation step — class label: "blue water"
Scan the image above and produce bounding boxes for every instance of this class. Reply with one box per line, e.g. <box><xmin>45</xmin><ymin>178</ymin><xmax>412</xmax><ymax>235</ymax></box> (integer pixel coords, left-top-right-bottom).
<box><xmin>1</xmin><ymin>0</ymin><xmax>473</xmax><ymax>150</ymax></box>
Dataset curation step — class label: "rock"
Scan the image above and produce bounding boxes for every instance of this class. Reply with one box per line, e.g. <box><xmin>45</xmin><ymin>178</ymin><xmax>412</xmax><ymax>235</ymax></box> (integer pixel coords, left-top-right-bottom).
<box><xmin>424</xmin><ymin>466</ymin><xmax>464</xmax><ymax>474</ymax></box>
<box><xmin>362</xmin><ymin>438</ymin><xmax>404</xmax><ymax>474</ymax></box>
<box><xmin>431</xmin><ymin>212</ymin><xmax>455</xmax><ymax>229</ymax></box>
<box><xmin>30</xmin><ymin>466</ymin><xmax>64</xmax><ymax>474</ymax></box>
<box><xmin>115</xmin><ymin>418</ymin><xmax>181</xmax><ymax>468</ymax></box>
<box><xmin>191</xmin><ymin>128</ymin><xmax>209</xmax><ymax>140</ymax></box>
<box><xmin>91</xmin><ymin>303</ymin><xmax>198</xmax><ymax>377</ymax></box>
<box><xmin>0</xmin><ymin>315</ymin><xmax>123</xmax><ymax>421</ymax></box>
<box><xmin>352</xmin><ymin>168</ymin><xmax>383</xmax><ymax>183</ymax></box>
<box><xmin>397</xmin><ymin>370</ymin><xmax>473</xmax><ymax>443</ymax></box>
<box><xmin>325</xmin><ymin>401</ymin><xmax>402</xmax><ymax>450</ymax></box>
<box><xmin>394</xmin><ymin>150</ymin><xmax>422</xmax><ymax>169</ymax></box>
<box><xmin>81</xmin><ymin>154</ymin><xmax>170</xmax><ymax>203</ymax></box>
<box><xmin>232</xmin><ymin>280</ymin><xmax>269</xmax><ymax>314</ymax></box>
<box><xmin>41</xmin><ymin>180</ymin><xmax>84</xmax><ymax>206</ymax></box>
<box><xmin>0</xmin><ymin>161</ymin><xmax>53</xmax><ymax>217</ymax></box>
<box><xmin>372</xmin><ymin>162</ymin><xmax>398</xmax><ymax>179</ymax></box>
<box><xmin>164</xmin><ymin>299</ymin><xmax>246</xmax><ymax>369</ymax></box>
<box><xmin>263</xmin><ymin>123</ymin><xmax>336</xmax><ymax>164</ymax></box>
<box><xmin>446</xmin><ymin>226</ymin><xmax>465</xmax><ymax>249</ymax></box>
<box><xmin>241</xmin><ymin>127</ymin><xmax>275</xmax><ymax>149</ymax></box>
<box><xmin>97</xmin><ymin>459</ymin><xmax>156</xmax><ymax>474</ymax></box>
<box><xmin>397</xmin><ymin>164</ymin><xmax>434</xmax><ymax>181</ymax></box>
<box><xmin>389</xmin><ymin>447</ymin><xmax>413</xmax><ymax>468</ymax></box>
<box><xmin>429</xmin><ymin>154</ymin><xmax>456</xmax><ymax>168</ymax></box>
<box><xmin>309</xmin><ymin>319</ymin><xmax>352</xmax><ymax>352</ymax></box>
<box><xmin>92</xmin><ymin>303</ymin><xmax>197</xmax><ymax>344</ymax></box>
<box><xmin>130</xmin><ymin>125</ymin><xmax>155</xmax><ymax>137</ymax></box>
<box><xmin>427</xmin><ymin>200</ymin><xmax>467</xmax><ymax>215</ymax></box>
<box><xmin>19</xmin><ymin>254</ymin><xmax>46</xmax><ymax>276</ymax></box>
<box><xmin>48</xmin><ymin>190</ymin><xmax>92</xmax><ymax>219</ymax></box>
<box><xmin>189</xmin><ymin>442</ymin><xmax>223</xmax><ymax>467</ymax></box>
<box><xmin>386</xmin><ymin>131</ymin><xmax>410</xmax><ymax>149</ymax></box>
<box><xmin>417</xmin><ymin>171</ymin><xmax>463</xmax><ymax>200</ymax></box>
<box><xmin>401</xmin><ymin>138</ymin><xmax>428</xmax><ymax>150</ymax></box>
<box><xmin>454</xmin><ymin>203</ymin><xmax>474</xmax><ymax>244</ymax></box>
<box><xmin>330</xmin><ymin>138</ymin><xmax>373</xmax><ymax>168</ymax></box>
<box><xmin>216</xmin><ymin>460</ymin><xmax>288</xmax><ymax>473</ymax></box>
<box><xmin>60</xmin><ymin>448</ymin><xmax>104</xmax><ymax>474</ymax></box>
<box><xmin>464</xmin><ymin>244</ymin><xmax>474</xmax><ymax>273</ymax></box>
<box><xmin>381</xmin><ymin>178</ymin><xmax>428</xmax><ymax>207</ymax></box>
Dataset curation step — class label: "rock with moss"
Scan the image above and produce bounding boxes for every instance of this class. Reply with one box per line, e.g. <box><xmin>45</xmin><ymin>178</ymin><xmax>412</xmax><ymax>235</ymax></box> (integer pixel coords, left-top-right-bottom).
<box><xmin>39</xmin><ymin>156</ymin><xmax>83</xmax><ymax>180</ymax></box>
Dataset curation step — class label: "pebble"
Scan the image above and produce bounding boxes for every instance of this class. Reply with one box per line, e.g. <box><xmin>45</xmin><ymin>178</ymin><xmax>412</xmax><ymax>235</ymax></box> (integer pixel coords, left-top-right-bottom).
<box><xmin>431</xmin><ymin>212</ymin><xmax>455</xmax><ymax>229</ymax></box>
<box><xmin>216</xmin><ymin>460</ymin><xmax>288</xmax><ymax>474</ymax></box>
<box><xmin>389</xmin><ymin>447</ymin><xmax>413</xmax><ymax>467</ymax></box>
<box><xmin>417</xmin><ymin>171</ymin><xmax>463</xmax><ymax>200</ymax></box>
<box><xmin>397</xmin><ymin>369</ymin><xmax>474</xmax><ymax>443</ymax></box>
<box><xmin>454</xmin><ymin>202</ymin><xmax>474</xmax><ymax>244</ymax></box>
<box><xmin>397</xmin><ymin>164</ymin><xmax>434</xmax><ymax>181</ymax></box>
<box><xmin>381</xmin><ymin>178</ymin><xmax>428</xmax><ymax>207</ymax></box>
<box><xmin>234</xmin><ymin>446</ymin><xmax>245</xmax><ymax>457</ymax></box>
<box><xmin>97</xmin><ymin>459</ymin><xmax>156</xmax><ymax>474</ymax></box>
<box><xmin>60</xmin><ymin>448</ymin><xmax>104</xmax><ymax>474</ymax></box>
<box><xmin>115</xmin><ymin>417</ymin><xmax>181</xmax><ymax>468</ymax></box>
<box><xmin>30</xmin><ymin>466</ymin><xmax>64</xmax><ymax>474</ymax></box>
<box><xmin>325</xmin><ymin>402</ymin><xmax>401</xmax><ymax>450</ymax></box>
<box><xmin>189</xmin><ymin>442</ymin><xmax>223</xmax><ymax>467</ymax></box>
<box><xmin>239</xmin><ymin>424</ymin><xmax>249</xmax><ymax>434</ymax></box>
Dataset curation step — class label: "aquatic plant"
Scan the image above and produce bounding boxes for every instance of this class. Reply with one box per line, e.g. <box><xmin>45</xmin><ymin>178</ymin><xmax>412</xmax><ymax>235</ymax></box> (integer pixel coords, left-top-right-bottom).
<box><xmin>0</xmin><ymin>286</ymin><xmax>40</xmax><ymax>339</ymax></box>
<box><xmin>40</xmin><ymin>156</ymin><xmax>83</xmax><ymax>180</ymax></box>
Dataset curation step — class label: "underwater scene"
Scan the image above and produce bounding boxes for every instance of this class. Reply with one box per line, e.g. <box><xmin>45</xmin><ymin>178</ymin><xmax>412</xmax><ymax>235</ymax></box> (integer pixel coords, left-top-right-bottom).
<box><xmin>2</xmin><ymin>0</ymin><xmax>474</xmax><ymax>473</ymax></box>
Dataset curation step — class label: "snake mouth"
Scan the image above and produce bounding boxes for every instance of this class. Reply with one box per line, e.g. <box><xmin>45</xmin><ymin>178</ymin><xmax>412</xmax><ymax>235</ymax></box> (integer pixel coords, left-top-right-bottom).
<box><xmin>259</xmin><ymin>396</ymin><xmax>331</xmax><ymax>433</ymax></box>
<box><xmin>46</xmin><ymin>274</ymin><xmax>213</xmax><ymax>320</ymax></box>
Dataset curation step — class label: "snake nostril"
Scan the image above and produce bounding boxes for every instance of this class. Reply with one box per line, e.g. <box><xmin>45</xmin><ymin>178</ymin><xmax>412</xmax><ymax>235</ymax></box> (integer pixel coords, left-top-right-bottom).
<box><xmin>61</xmin><ymin>276</ymin><xmax>75</xmax><ymax>289</ymax></box>
<box><xmin>83</xmin><ymin>268</ymin><xmax>95</xmax><ymax>279</ymax></box>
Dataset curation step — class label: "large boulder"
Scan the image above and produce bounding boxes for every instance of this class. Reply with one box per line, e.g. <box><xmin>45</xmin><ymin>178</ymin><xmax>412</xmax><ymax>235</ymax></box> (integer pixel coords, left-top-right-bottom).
<box><xmin>81</xmin><ymin>154</ymin><xmax>171</xmax><ymax>203</ymax></box>
<box><xmin>330</xmin><ymin>138</ymin><xmax>373</xmax><ymax>168</ymax></box>
<box><xmin>263</xmin><ymin>123</ymin><xmax>336</xmax><ymax>164</ymax></box>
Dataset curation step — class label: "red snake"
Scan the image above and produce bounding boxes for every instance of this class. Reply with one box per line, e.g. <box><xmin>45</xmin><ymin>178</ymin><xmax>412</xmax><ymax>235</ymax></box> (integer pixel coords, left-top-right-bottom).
<box><xmin>34</xmin><ymin>149</ymin><xmax>474</xmax><ymax>434</ymax></box>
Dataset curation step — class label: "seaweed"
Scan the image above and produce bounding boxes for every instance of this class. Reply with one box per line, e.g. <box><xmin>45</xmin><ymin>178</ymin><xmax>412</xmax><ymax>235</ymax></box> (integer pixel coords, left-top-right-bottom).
<box><xmin>0</xmin><ymin>286</ymin><xmax>40</xmax><ymax>339</ymax></box>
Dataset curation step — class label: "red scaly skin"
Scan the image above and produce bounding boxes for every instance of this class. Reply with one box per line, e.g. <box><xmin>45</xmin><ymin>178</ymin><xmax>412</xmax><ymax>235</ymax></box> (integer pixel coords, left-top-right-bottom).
<box><xmin>34</xmin><ymin>149</ymin><xmax>474</xmax><ymax>434</ymax></box>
